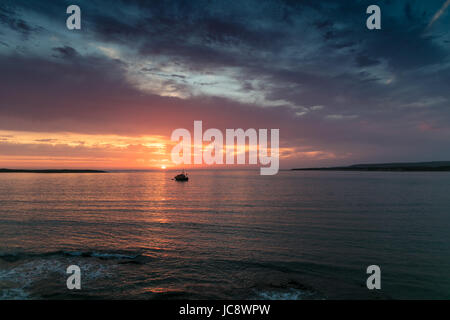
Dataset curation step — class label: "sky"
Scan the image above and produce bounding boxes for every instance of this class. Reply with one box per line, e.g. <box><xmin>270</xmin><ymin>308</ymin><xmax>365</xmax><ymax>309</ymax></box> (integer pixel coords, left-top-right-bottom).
<box><xmin>0</xmin><ymin>0</ymin><xmax>449</xmax><ymax>169</ymax></box>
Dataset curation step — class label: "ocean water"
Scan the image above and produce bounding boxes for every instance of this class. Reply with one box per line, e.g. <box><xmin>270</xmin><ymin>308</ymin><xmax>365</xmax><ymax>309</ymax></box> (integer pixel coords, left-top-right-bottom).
<box><xmin>0</xmin><ymin>170</ymin><xmax>449</xmax><ymax>300</ymax></box>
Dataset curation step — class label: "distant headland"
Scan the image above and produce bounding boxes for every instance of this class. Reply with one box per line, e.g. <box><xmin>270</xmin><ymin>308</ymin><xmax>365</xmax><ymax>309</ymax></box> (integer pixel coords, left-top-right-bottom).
<box><xmin>292</xmin><ymin>161</ymin><xmax>450</xmax><ymax>172</ymax></box>
<box><xmin>0</xmin><ymin>169</ymin><xmax>107</xmax><ymax>173</ymax></box>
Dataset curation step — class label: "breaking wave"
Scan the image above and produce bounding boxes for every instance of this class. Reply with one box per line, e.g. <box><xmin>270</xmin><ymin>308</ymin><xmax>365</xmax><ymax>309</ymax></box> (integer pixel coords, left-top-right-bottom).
<box><xmin>0</xmin><ymin>249</ymin><xmax>143</xmax><ymax>262</ymax></box>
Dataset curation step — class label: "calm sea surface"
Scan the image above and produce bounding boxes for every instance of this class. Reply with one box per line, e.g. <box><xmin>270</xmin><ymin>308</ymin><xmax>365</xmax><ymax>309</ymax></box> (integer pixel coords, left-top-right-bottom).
<box><xmin>0</xmin><ymin>170</ymin><xmax>449</xmax><ymax>299</ymax></box>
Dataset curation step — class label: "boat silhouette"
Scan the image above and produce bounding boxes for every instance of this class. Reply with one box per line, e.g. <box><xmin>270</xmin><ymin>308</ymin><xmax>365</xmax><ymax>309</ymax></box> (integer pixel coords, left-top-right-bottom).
<box><xmin>174</xmin><ymin>170</ymin><xmax>189</xmax><ymax>181</ymax></box>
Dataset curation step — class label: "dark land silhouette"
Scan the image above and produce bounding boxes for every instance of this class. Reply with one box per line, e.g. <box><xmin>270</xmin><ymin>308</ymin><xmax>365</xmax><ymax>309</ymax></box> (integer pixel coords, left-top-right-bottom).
<box><xmin>0</xmin><ymin>169</ymin><xmax>107</xmax><ymax>173</ymax></box>
<box><xmin>292</xmin><ymin>161</ymin><xmax>450</xmax><ymax>172</ymax></box>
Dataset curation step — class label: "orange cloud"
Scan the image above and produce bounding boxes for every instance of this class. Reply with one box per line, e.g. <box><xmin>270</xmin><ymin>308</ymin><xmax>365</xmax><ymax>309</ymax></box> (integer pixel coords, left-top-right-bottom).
<box><xmin>0</xmin><ymin>130</ymin><xmax>174</xmax><ymax>169</ymax></box>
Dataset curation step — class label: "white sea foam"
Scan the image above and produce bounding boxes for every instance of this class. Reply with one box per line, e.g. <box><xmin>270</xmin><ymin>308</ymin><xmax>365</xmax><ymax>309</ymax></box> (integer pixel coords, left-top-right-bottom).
<box><xmin>0</xmin><ymin>258</ymin><xmax>116</xmax><ymax>299</ymax></box>
<box><xmin>254</xmin><ymin>288</ymin><xmax>312</xmax><ymax>300</ymax></box>
<box><xmin>63</xmin><ymin>250</ymin><xmax>139</xmax><ymax>259</ymax></box>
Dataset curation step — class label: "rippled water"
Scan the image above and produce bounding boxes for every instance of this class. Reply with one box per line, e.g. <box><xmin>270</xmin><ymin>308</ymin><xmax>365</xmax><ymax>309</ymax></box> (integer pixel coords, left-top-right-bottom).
<box><xmin>0</xmin><ymin>170</ymin><xmax>449</xmax><ymax>299</ymax></box>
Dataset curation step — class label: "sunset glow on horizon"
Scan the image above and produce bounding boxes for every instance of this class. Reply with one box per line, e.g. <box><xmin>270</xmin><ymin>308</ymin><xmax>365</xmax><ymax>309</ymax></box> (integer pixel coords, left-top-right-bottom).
<box><xmin>0</xmin><ymin>128</ymin><xmax>310</xmax><ymax>169</ymax></box>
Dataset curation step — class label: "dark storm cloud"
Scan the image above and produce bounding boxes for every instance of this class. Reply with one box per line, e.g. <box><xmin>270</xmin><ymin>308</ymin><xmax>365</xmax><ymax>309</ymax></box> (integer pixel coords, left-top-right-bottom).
<box><xmin>52</xmin><ymin>46</ymin><xmax>79</xmax><ymax>59</ymax></box>
<box><xmin>0</xmin><ymin>4</ymin><xmax>37</xmax><ymax>37</ymax></box>
<box><xmin>355</xmin><ymin>54</ymin><xmax>380</xmax><ymax>67</ymax></box>
<box><xmin>3</xmin><ymin>1</ymin><xmax>447</xmax><ymax>72</ymax></box>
